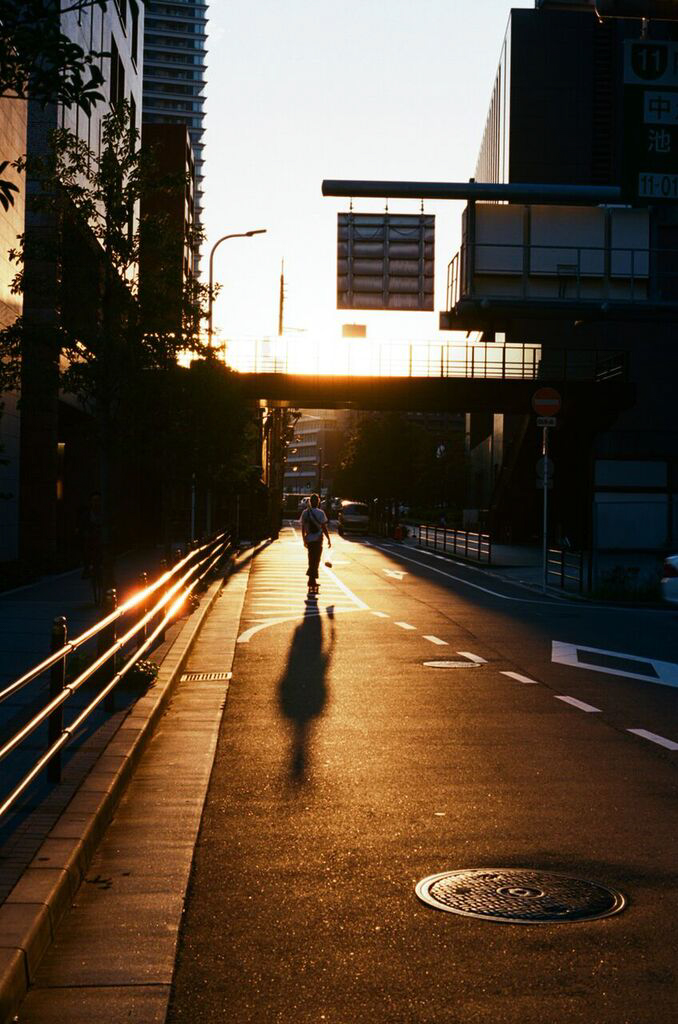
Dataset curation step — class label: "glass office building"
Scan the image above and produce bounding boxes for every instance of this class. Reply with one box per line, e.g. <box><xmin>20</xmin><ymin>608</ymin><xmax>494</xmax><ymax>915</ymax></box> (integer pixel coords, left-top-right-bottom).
<box><xmin>142</xmin><ymin>1</ymin><xmax>208</xmax><ymax>228</ymax></box>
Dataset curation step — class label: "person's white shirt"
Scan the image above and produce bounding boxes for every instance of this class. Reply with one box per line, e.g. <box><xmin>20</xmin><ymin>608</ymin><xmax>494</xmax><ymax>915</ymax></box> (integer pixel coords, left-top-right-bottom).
<box><xmin>302</xmin><ymin>505</ymin><xmax>327</xmax><ymax>541</ymax></box>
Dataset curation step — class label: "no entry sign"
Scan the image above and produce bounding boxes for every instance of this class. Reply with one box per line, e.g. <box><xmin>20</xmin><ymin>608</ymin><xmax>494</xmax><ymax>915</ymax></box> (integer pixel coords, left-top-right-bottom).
<box><xmin>532</xmin><ymin>387</ymin><xmax>561</xmax><ymax>416</ymax></box>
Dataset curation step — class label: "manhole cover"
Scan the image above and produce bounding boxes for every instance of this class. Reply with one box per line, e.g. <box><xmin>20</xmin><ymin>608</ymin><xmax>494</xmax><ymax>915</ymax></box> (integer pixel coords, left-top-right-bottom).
<box><xmin>415</xmin><ymin>869</ymin><xmax>625</xmax><ymax>923</ymax></box>
<box><xmin>181</xmin><ymin>671</ymin><xmax>232</xmax><ymax>682</ymax></box>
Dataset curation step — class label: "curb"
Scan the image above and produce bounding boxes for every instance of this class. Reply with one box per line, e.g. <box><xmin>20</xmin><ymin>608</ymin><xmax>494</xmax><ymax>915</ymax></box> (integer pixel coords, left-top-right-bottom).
<box><xmin>0</xmin><ymin>572</ymin><xmax>226</xmax><ymax>1024</ymax></box>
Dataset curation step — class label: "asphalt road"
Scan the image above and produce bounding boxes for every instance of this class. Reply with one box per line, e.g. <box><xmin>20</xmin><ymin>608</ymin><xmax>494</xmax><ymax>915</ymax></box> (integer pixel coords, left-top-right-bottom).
<box><xmin>167</xmin><ymin>525</ymin><xmax>678</xmax><ymax>1024</ymax></box>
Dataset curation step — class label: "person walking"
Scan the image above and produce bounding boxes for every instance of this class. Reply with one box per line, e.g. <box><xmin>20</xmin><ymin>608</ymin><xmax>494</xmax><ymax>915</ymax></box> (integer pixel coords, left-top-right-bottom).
<box><xmin>301</xmin><ymin>493</ymin><xmax>331</xmax><ymax>594</ymax></box>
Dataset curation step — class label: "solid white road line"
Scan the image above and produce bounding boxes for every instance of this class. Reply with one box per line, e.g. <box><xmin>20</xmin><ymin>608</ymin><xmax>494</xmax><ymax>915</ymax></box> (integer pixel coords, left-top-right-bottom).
<box><xmin>367</xmin><ymin>544</ymin><xmax>553</xmax><ymax>604</ymax></box>
<box><xmin>501</xmin><ymin>671</ymin><xmax>540</xmax><ymax>685</ymax></box>
<box><xmin>457</xmin><ymin>651</ymin><xmax>487</xmax><ymax>664</ymax></box>
<box><xmin>554</xmin><ymin>695</ymin><xmax>602</xmax><ymax>713</ymax></box>
<box><xmin>627</xmin><ymin>729</ymin><xmax>678</xmax><ymax>751</ymax></box>
<box><xmin>321</xmin><ymin>564</ymin><xmax>370</xmax><ymax>610</ymax></box>
<box><xmin>395</xmin><ymin>621</ymin><xmax>416</xmax><ymax>631</ymax></box>
<box><xmin>371</xmin><ymin>611</ymin><xmax>389</xmax><ymax>618</ymax></box>
<box><xmin>552</xmin><ymin>641</ymin><xmax>678</xmax><ymax>688</ymax></box>
<box><xmin>424</xmin><ymin>635</ymin><xmax>448</xmax><ymax>646</ymax></box>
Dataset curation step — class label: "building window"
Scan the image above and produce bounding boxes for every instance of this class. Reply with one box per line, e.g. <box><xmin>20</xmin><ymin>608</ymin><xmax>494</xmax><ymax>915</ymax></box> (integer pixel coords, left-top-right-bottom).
<box><xmin>130</xmin><ymin>0</ymin><xmax>139</xmax><ymax>66</ymax></box>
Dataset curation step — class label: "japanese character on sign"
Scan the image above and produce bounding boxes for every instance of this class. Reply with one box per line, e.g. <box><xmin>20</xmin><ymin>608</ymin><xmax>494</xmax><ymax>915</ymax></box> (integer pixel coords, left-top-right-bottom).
<box><xmin>648</xmin><ymin>128</ymin><xmax>672</xmax><ymax>153</ymax></box>
<box><xmin>648</xmin><ymin>95</ymin><xmax>672</xmax><ymax>122</ymax></box>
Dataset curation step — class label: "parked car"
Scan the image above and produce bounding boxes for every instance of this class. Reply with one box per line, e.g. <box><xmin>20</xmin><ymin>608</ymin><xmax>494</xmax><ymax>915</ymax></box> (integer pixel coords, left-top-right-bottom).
<box><xmin>338</xmin><ymin>500</ymin><xmax>370</xmax><ymax>537</ymax></box>
<box><xmin>661</xmin><ymin>554</ymin><xmax>678</xmax><ymax>604</ymax></box>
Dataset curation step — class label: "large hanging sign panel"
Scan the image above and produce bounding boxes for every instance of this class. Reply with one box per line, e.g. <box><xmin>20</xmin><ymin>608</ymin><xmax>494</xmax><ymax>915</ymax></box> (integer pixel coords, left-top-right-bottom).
<box><xmin>337</xmin><ymin>213</ymin><xmax>435</xmax><ymax>311</ymax></box>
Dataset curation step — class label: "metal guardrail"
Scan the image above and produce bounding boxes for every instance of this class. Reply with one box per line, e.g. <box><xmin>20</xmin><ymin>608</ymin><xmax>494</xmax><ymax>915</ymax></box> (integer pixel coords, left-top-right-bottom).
<box><xmin>223</xmin><ymin>339</ymin><xmax>627</xmax><ymax>382</ymax></box>
<box><xmin>447</xmin><ymin>242</ymin><xmax>678</xmax><ymax>310</ymax></box>
<box><xmin>417</xmin><ymin>524</ymin><xmax>491</xmax><ymax>564</ymax></box>
<box><xmin>0</xmin><ymin>532</ymin><xmax>231</xmax><ymax>823</ymax></box>
<box><xmin>546</xmin><ymin>547</ymin><xmax>590</xmax><ymax>594</ymax></box>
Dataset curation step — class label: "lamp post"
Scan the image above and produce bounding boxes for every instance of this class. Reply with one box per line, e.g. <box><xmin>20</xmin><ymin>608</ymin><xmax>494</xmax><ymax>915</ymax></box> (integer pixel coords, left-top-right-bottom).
<box><xmin>207</xmin><ymin>229</ymin><xmax>266</xmax><ymax>350</ymax></box>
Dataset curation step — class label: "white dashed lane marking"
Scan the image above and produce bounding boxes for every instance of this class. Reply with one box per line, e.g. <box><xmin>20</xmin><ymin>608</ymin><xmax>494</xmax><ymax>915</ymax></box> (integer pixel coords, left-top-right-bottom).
<box><xmin>457</xmin><ymin>651</ymin><xmax>487</xmax><ymax>665</ymax></box>
<box><xmin>395</xmin><ymin>621</ymin><xmax>416</xmax><ymax>631</ymax></box>
<box><xmin>554</xmin><ymin>695</ymin><xmax>602</xmax><ymax>713</ymax></box>
<box><xmin>423</xmin><ymin>635</ymin><xmax>448</xmax><ymax>646</ymax></box>
<box><xmin>627</xmin><ymin>729</ymin><xmax>678</xmax><ymax>751</ymax></box>
<box><xmin>501</xmin><ymin>671</ymin><xmax>540</xmax><ymax>685</ymax></box>
<box><xmin>371</xmin><ymin>611</ymin><xmax>389</xmax><ymax>618</ymax></box>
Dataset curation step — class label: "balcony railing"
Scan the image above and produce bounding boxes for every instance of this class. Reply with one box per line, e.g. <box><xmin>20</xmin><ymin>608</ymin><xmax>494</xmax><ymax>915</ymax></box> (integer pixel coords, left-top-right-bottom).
<box><xmin>447</xmin><ymin>242</ymin><xmax>678</xmax><ymax>311</ymax></box>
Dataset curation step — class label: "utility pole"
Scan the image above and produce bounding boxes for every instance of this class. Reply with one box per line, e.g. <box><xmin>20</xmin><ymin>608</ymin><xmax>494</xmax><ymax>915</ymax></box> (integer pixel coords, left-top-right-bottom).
<box><xmin>278</xmin><ymin>259</ymin><xmax>285</xmax><ymax>337</ymax></box>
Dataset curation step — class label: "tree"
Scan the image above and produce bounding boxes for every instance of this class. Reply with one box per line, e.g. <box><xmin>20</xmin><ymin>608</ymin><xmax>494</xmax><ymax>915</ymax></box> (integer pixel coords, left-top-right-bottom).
<box><xmin>0</xmin><ymin>0</ymin><xmax>108</xmax><ymax>208</ymax></box>
<box><xmin>1</xmin><ymin>104</ymin><xmax>211</xmax><ymax>570</ymax></box>
<box><xmin>336</xmin><ymin>413</ymin><xmax>466</xmax><ymax>518</ymax></box>
<box><xmin>0</xmin><ymin>0</ymin><xmax>107</xmax><ymax>110</ymax></box>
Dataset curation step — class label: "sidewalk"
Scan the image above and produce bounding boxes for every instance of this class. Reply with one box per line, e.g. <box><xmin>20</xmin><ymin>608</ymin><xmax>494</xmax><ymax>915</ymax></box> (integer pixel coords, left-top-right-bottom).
<box><xmin>0</xmin><ymin>546</ymin><xmax>254</xmax><ymax>1024</ymax></box>
<box><xmin>0</xmin><ymin>549</ymin><xmax>165</xmax><ymax>688</ymax></box>
<box><xmin>399</xmin><ymin>532</ymin><xmax>545</xmax><ymax>587</ymax></box>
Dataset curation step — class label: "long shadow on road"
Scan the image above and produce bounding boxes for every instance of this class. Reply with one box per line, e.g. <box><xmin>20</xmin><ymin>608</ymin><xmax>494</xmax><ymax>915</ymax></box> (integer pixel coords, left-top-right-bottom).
<box><xmin>278</xmin><ymin>602</ymin><xmax>335</xmax><ymax>785</ymax></box>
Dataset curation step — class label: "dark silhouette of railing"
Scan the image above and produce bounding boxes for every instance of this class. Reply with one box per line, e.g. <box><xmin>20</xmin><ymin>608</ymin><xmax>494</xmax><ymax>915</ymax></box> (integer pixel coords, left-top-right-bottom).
<box><xmin>0</xmin><ymin>533</ymin><xmax>231</xmax><ymax>822</ymax></box>
<box><xmin>417</xmin><ymin>524</ymin><xmax>491</xmax><ymax>564</ymax></box>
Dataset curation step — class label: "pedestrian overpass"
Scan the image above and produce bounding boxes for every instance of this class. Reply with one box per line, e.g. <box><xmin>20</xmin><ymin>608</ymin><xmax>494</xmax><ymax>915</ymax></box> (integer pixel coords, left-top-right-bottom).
<box><xmin>225</xmin><ymin>339</ymin><xmax>633</xmax><ymax>414</ymax></box>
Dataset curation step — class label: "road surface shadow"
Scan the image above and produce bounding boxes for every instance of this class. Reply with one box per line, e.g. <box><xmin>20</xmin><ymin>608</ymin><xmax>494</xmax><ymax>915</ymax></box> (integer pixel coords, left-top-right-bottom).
<box><xmin>278</xmin><ymin>602</ymin><xmax>335</xmax><ymax>786</ymax></box>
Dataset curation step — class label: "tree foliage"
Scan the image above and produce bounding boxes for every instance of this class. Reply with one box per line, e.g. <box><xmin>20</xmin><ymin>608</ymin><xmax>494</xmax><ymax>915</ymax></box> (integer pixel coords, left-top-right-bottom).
<box><xmin>335</xmin><ymin>413</ymin><xmax>466</xmax><ymax>513</ymax></box>
<box><xmin>0</xmin><ymin>0</ymin><xmax>107</xmax><ymax>112</ymax></box>
<box><xmin>0</xmin><ymin>0</ymin><xmax>109</xmax><ymax>209</ymax></box>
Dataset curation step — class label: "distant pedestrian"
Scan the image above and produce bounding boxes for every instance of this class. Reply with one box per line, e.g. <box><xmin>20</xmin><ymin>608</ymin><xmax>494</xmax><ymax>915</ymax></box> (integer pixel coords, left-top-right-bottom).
<box><xmin>300</xmin><ymin>493</ymin><xmax>331</xmax><ymax>594</ymax></box>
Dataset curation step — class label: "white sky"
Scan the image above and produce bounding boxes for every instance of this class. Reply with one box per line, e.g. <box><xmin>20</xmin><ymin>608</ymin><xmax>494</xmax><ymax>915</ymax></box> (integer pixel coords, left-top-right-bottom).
<box><xmin>202</xmin><ymin>0</ymin><xmax>534</xmax><ymax>346</ymax></box>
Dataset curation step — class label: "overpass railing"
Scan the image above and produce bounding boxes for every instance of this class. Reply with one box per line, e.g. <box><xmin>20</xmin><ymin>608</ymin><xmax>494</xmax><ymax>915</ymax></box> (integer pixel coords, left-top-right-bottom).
<box><xmin>0</xmin><ymin>533</ymin><xmax>231</xmax><ymax>823</ymax></box>
<box><xmin>418</xmin><ymin>524</ymin><xmax>491</xmax><ymax>564</ymax></box>
<box><xmin>224</xmin><ymin>339</ymin><xmax>627</xmax><ymax>382</ymax></box>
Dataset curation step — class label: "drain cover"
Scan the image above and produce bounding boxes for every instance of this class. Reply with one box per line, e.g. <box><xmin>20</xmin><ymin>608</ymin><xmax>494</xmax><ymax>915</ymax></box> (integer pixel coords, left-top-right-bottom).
<box><xmin>415</xmin><ymin>868</ymin><xmax>625</xmax><ymax>923</ymax></box>
<box><xmin>181</xmin><ymin>671</ymin><xmax>232</xmax><ymax>682</ymax></box>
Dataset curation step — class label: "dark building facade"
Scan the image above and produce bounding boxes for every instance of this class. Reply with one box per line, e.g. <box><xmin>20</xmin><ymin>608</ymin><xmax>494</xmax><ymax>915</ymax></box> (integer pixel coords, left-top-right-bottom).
<box><xmin>139</xmin><ymin>123</ymin><xmax>196</xmax><ymax>336</ymax></box>
<box><xmin>16</xmin><ymin>3</ymin><xmax>144</xmax><ymax>566</ymax></box>
<box><xmin>446</xmin><ymin>1</ymin><xmax>678</xmax><ymax>592</ymax></box>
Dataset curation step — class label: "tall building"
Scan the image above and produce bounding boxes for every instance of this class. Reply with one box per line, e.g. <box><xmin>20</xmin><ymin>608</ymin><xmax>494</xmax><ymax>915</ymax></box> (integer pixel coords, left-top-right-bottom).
<box><xmin>443</xmin><ymin>1</ymin><xmax>678</xmax><ymax>590</ymax></box>
<box><xmin>0</xmin><ymin>96</ymin><xmax>27</xmax><ymax>561</ymax></box>
<box><xmin>16</xmin><ymin>3</ymin><xmax>143</xmax><ymax>564</ymax></box>
<box><xmin>142</xmin><ymin>1</ymin><xmax>208</xmax><ymax>234</ymax></box>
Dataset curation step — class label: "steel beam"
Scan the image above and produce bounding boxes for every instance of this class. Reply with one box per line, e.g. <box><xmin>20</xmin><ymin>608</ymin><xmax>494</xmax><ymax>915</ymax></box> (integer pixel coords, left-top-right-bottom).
<box><xmin>322</xmin><ymin>179</ymin><xmax>623</xmax><ymax>205</ymax></box>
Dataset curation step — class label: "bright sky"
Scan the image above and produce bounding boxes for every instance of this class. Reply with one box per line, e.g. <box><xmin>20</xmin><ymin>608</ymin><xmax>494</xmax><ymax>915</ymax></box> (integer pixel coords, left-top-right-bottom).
<box><xmin>203</xmin><ymin>0</ymin><xmax>534</xmax><ymax>348</ymax></box>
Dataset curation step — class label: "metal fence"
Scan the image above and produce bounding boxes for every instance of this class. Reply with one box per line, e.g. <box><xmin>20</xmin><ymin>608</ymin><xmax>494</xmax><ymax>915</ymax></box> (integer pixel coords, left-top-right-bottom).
<box><xmin>417</xmin><ymin>524</ymin><xmax>491</xmax><ymax>564</ymax></box>
<box><xmin>546</xmin><ymin>547</ymin><xmax>590</xmax><ymax>594</ymax></box>
<box><xmin>0</xmin><ymin>533</ymin><xmax>231</xmax><ymax>823</ymax></box>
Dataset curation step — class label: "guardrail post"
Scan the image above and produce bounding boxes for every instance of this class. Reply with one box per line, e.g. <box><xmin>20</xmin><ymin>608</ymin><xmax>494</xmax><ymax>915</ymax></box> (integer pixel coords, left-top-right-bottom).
<box><xmin>47</xmin><ymin>616</ymin><xmax>67</xmax><ymax>783</ymax></box>
<box><xmin>101</xmin><ymin>588</ymin><xmax>117</xmax><ymax>712</ymax></box>
<box><xmin>157</xmin><ymin>558</ymin><xmax>167</xmax><ymax>645</ymax></box>
<box><xmin>137</xmin><ymin>571</ymin><xmax>149</xmax><ymax>650</ymax></box>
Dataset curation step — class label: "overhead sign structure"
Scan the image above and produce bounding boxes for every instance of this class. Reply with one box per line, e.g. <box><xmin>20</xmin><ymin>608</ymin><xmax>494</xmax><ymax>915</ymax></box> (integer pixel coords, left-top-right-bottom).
<box><xmin>532</xmin><ymin>387</ymin><xmax>562</xmax><ymax>416</ymax></box>
<box><xmin>337</xmin><ymin>213</ymin><xmax>435</xmax><ymax>311</ymax></box>
<box><xmin>623</xmin><ymin>40</ymin><xmax>678</xmax><ymax>203</ymax></box>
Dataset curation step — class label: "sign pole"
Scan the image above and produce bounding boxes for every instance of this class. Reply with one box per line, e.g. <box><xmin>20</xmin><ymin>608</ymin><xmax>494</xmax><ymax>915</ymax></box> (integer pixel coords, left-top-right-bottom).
<box><xmin>542</xmin><ymin>426</ymin><xmax>549</xmax><ymax>594</ymax></box>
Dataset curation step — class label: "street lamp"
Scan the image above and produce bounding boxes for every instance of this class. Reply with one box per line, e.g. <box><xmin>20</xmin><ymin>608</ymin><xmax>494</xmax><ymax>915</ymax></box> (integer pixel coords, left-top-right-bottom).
<box><xmin>207</xmin><ymin>229</ymin><xmax>267</xmax><ymax>350</ymax></box>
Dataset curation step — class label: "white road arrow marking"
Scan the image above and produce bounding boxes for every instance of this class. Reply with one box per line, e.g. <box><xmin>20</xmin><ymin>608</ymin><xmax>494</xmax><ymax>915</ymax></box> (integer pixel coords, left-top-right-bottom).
<box><xmin>552</xmin><ymin>641</ymin><xmax>678</xmax><ymax>688</ymax></box>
